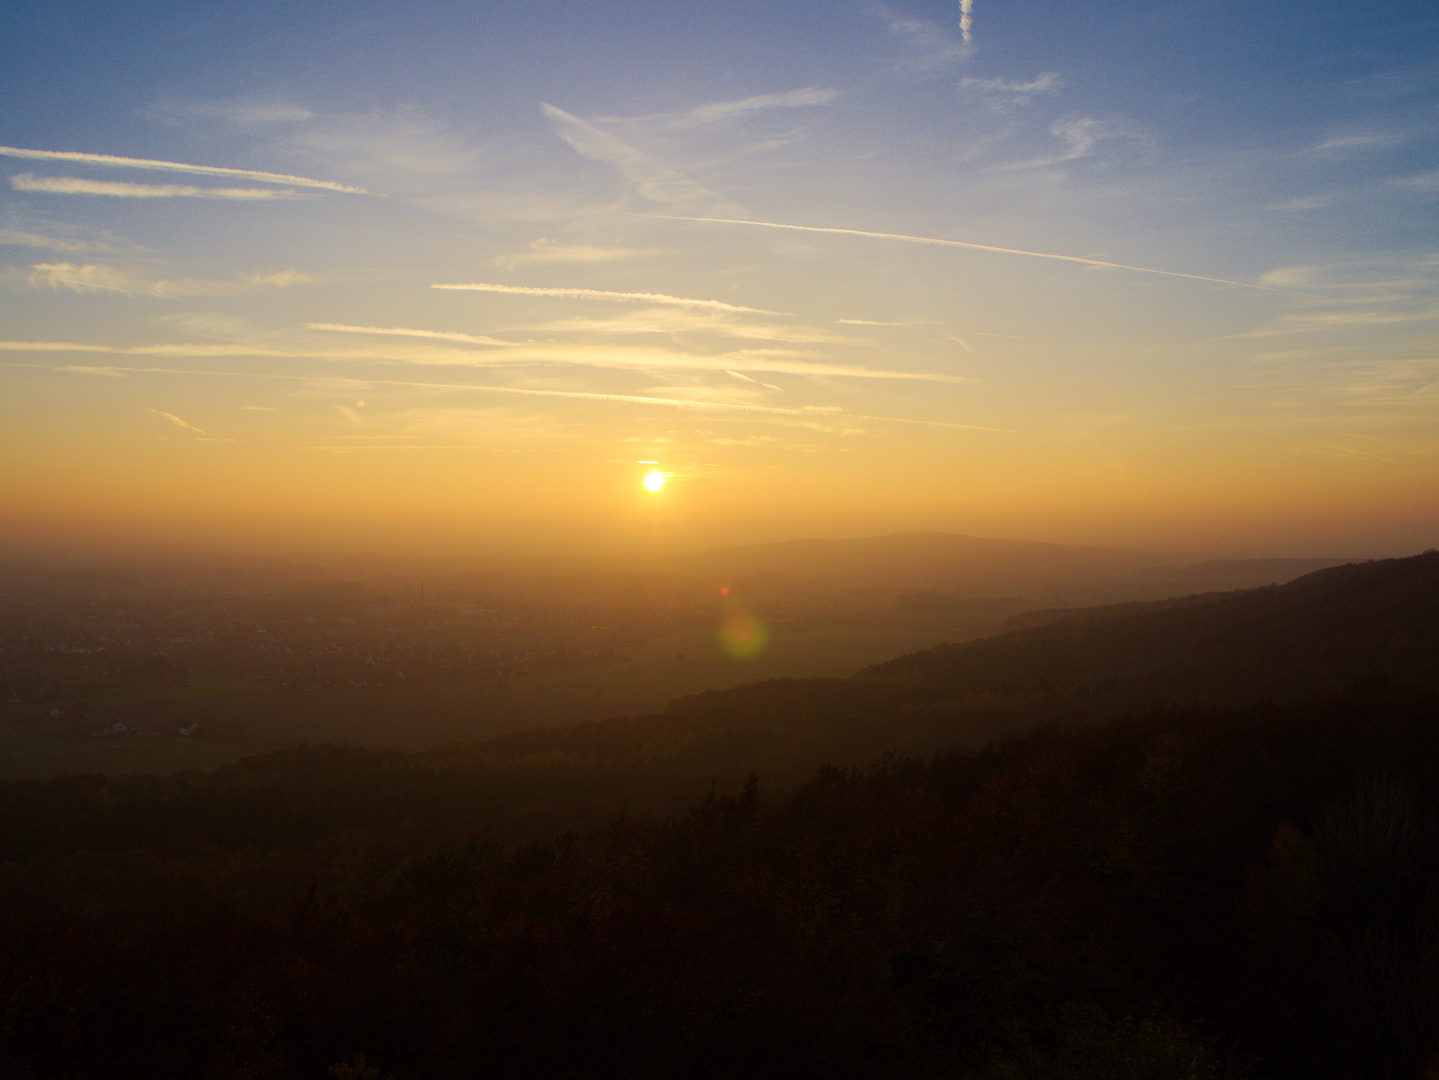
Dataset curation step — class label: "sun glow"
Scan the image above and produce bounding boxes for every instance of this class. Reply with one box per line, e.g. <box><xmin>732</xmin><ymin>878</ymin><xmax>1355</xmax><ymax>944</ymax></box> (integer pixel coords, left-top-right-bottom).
<box><xmin>641</xmin><ymin>469</ymin><xmax>670</xmax><ymax>494</ymax></box>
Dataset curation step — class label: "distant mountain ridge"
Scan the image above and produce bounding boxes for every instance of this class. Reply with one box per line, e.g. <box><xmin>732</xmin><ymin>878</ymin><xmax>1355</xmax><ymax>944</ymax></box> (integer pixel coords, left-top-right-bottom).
<box><xmin>445</xmin><ymin>552</ymin><xmax>1439</xmax><ymax>792</ymax></box>
<box><xmin>680</xmin><ymin>531</ymin><xmax>1345</xmax><ymax>604</ymax></box>
<box><xmin>863</xmin><ymin>551</ymin><xmax>1439</xmax><ymax>706</ymax></box>
<box><xmin>1002</xmin><ymin>590</ymin><xmax>1250</xmax><ymax>633</ymax></box>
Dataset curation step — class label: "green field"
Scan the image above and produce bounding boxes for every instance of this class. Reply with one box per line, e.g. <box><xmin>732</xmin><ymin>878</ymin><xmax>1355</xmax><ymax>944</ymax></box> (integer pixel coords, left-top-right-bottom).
<box><xmin>0</xmin><ymin>618</ymin><xmax>981</xmax><ymax>780</ymax></box>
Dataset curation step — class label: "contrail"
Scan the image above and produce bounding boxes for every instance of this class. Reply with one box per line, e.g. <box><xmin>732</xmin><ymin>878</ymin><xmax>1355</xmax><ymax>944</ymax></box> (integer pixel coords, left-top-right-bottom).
<box><xmin>0</xmin><ymin>146</ymin><xmax>370</xmax><ymax>194</ymax></box>
<box><xmin>43</xmin><ymin>277</ymin><xmax>139</xmax><ymax>295</ymax></box>
<box><xmin>12</xmin><ymin>175</ymin><xmax>288</xmax><ymax>200</ymax></box>
<box><xmin>664</xmin><ymin>215</ymin><xmax>1272</xmax><ymax>291</ymax></box>
<box><xmin>305</xmin><ymin>323</ymin><xmax>510</xmax><ymax>346</ymax></box>
<box><xmin>398</xmin><ymin>383</ymin><xmax>806</xmax><ymax>414</ymax></box>
<box><xmin>959</xmin><ymin>0</ymin><xmax>973</xmax><ymax>45</ymax></box>
<box><xmin>0</xmin><ymin>338</ymin><xmax>972</xmax><ymax>383</ymax></box>
<box><xmin>1</xmin><ymin>359</ymin><xmax>997</xmax><ymax>428</ymax></box>
<box><xmin>431</xmin><ymin>281</ymin><xmax>787</xmax><ymax>314</ymax></box>
<box><xmin>150</xmin><ymin>409</ymin><xmax>205</xmax><ymax>434</ymax></box>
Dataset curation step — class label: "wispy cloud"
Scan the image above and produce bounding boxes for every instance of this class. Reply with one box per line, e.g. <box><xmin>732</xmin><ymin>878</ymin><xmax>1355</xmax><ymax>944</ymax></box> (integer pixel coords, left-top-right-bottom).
<box><xmin>1308</xmin><ymin>129</ymin><xmax>1415</xmax><ymax>154</ymax></box>
<box><xmin>1</xmin><ymin>341</ymin><xmax>304</xmax><ymax>356</ymax></box>
<box><xmin>0</xmin><ymin>342</ymin><xmax>111</xmax><ymax>352</ymax></box>
<box><xmin>24</xmin><ymin>263</ymin><xmax>143</xmax><ymax>295</ymax></box>
<box><xmin>161</xmin><ymin>313</ymin><xmax>258</xmax><ymax>338</ymax></box>
<box><xmin>3</xmin><ymin>359</ymin><xmax>993</xmax><ymax>430</ymax></box>
<box><xmin>56</xmin><ymin>365</ymin><xmax>125</xmax><ymax>376</ymax></box>
<box><xmin>0</xmin><ymin>145</ymin><xmax>369</xmax><ymax>193</ymax></box>
<box><xmin>430</xmin><ymin>281</ymin><xmax>786</xmax><ymax>313</ymax></box>
<box><xmin>269</xmin><ymin>107</ymin><xmax>479</xmax><ymax>187</ymax></box>
<box><xmin>11</xmin><ymin>175</ymin><xmax>291</xmax><ymax>200</ymax></box>
<box><xmin>519</xmin><ymin>308</ymin><xmax>866</xmax><ymax>344</ymax></box>
<box><xmin>27</xmin><ymin>262</ymin><xmax>337</xmax><ymax>298</ymax></box>
<box><xmin>605</xmin><ymin>88</ymin><xmax>837</xmax><ymax>132</ymax></box>
<box><xmin>145</xmin><ymin>100</ymin><xmax>316</xmax><ymax>127</ymax></box>
<box><xmin>166</xmin><ymin>367</ymin><xmax>825</xmax><ymax>418</ymax></box>
<box><xmin>1260</xmin><ymin>267</ymin><xmax>1323</xmax><ymax>288</ymax></box>
<box><xmin>837</xmin><ymin>318</ymin><xmax>905</xmax><ymax>326</ymax></box>
<box><xmin>495</xmin><ymin>238</ymin><xmax>660</xmax><ymax>269</ymax></box>
<box><xmin>151</xmin><ymin>409</ymin><xmax>205</xmax><ymax>434</ymax></box>
<box><xmin>0</xmin><ymin>336</ymin><xmax>966</xmax><ymax>382</ymax></box>
<box><xmin>541</xmin><ymin>103</ymin><xmax>740</xmax><ymax>213</ymax></box>
<box><xmin>1227</xmin><ymin>308</ymin><xmax>1439</xmax><ymax>338</ymax></box>
<box><xmin>663</xmin><ymin>216</ymin><xmax>1273</xmax><ymax>289</ymax></box>
<box><xmin>882</xmin><ymin>9</ymin><xmax>970</xmax><ymax>71</ymax></box>
<box><xmin>0</xmin><ymin>228</ymin><xmax>97</xmax><ymax>251</ymax></box>
<box><xmin>241</xmin><ymin>270</ymin><xmax>333</xmax><ymax>287</ymax></box>
<box><xmin>145</xmin><ymin>101</ymin><xmax>480</xmax><ymax>197</ymax></box>
<box><xmin>1048</xmin><ymin>117</ymin><xmax>1105</xmax><ymax>161</ymax></box>
<box><xmin>988</xmin><ymin>115</ymin><xmax>1141</xmax><ymax>170</ymax></box>
<box><xmin>305</xmin><ymin>323</ymin><xmax>510</xmax><ymax>346</ymax></box>
<box><xmin>959</xmin><ymin>0</ymin><xmax>974</xmax><ymax>46</ymax></box>
<box><xmin>727</xmin><ymin>369</ymin><xmax>784</xmax><ymax>391</ymax></box>
<box><xmin>1390</xmin><ymin>169</ymin><xmax>1439</xmax><ymax>195</ymax></box>
<box><xmin>960</xmin><ymin>71</ymin><xmax>1061</xmax><ymax>104</ymax></box>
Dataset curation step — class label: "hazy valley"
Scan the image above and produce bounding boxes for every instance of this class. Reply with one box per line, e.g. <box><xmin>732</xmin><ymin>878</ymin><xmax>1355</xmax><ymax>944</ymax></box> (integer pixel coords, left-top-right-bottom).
<box><xmin>0</xmin><ymin>533</ymin><xmax>1342</xmax><ymax>777</ymax></box>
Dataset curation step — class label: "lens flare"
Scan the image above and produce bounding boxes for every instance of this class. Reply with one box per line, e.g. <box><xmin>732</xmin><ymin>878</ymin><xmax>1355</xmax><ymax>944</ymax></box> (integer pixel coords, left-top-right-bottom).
<box><xmin>719</xmin><ymin>608</ymin><xmax>768</xmax><ymax>659</ymax></box>
<box><xmin>641</xmin><ymin>469</ymin><xmax>669</xmax><ymax>494</ymax></box>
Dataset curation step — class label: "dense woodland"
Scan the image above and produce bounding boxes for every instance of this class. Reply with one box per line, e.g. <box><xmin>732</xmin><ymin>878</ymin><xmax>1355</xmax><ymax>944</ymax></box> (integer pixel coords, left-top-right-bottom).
<box><xmin>2</xmin><ymin>554</ymin><xmax>1438</xmax><ymax>1078</ymax></box>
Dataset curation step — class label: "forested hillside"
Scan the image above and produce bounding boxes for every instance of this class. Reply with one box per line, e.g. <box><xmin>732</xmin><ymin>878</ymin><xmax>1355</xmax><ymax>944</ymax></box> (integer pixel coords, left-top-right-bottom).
<box><xmin>3</xmin><ymin>680</ymin><xmax>1437</xmax><ymax>1078</ymax></box>
<box><xmin>2</xmin><ymin>554</ymin><xmax>1437</xmax><ymax>1077</ymax></box>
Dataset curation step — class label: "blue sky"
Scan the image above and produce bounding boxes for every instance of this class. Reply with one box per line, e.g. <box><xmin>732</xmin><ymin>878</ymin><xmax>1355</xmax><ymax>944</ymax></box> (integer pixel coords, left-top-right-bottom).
<box><xmin>1</xmin><ymin>0</ymin><xmax>1436</xmax><ymax>556</ymax></box>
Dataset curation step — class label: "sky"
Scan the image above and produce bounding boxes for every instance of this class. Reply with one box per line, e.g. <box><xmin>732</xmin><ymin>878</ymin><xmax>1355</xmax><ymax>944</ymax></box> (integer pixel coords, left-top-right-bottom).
<box><xmin>1</xmin><ymin>0</ymin><xmax>1436</xmax><ymax>559</ymax></box>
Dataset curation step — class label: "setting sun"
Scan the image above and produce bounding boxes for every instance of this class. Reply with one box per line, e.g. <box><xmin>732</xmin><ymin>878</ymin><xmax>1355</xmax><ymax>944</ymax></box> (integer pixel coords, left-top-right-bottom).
<box><xmin>641</xmin><ymin>470</ymin><xmax>670</xmax><ymax>494</ymax></box>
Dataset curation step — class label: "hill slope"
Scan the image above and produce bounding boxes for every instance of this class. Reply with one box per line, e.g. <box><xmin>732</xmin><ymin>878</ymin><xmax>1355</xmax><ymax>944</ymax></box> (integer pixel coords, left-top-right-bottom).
<box><xmin>4</xmin><ymin>557</ymin><xmax>1438</xmax><ymax>1078</ymax></box>
<box><xmin>863</xmin><ymin>551</ymin><xmax>1439</xmax><ymax>706</ymax></box>
<box><xmin>680</xmin><ymin>531</ymin><xmax>1341</xmax><ymax>602</ymax></box>
<box><xmin>442</xmin><ymin>552</ymin><xmax>1439</xmax><ymax>793</ymax></box>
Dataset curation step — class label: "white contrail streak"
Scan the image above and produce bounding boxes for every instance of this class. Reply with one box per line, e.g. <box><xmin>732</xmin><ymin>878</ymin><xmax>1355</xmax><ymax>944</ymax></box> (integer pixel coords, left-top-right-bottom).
<box><xmin>44</xmin><ymin>278</ymin><xmax>139</xmax><ymax>295</ymax></box>
<box><xmin>0</xmin><ymin>338</ymin><xmax>970</xmax><ymax>382</ymax></box>
<box><xmin>959</xmin><ymin>0</ymin><xmax>973</xmax><ymax>45</ymax></box>
<box><xmin>431</xmin><ymin>281</ymin><xmax>787</xmax><ymax>314</ymax></box>
<box><xmin>1</xmin><ymin>360</ymin><xmax>998</xmax><ymax>428</ymax></box>
<box><xmin>665</xmin><ymin>215</ymin><xmax>1272</xmax><ymax>290</ymax></box>
<box><xmin>0</xmin><ymin>146</ymin><xmax>370</xmax><ymax>194</ymax></box>
<box><xmin>150</xmin><ymin>409</ymin><xmax>205</xmax><ymax>434</ymax></box>
<box><xmin>304</xmin><ymin>323</ymin><xmax>510</xmax><ymax>346</ymax></box>
<box><xmin>12</xmin><ymin>175</ymin><xmax>288</xmax><ymax>199</ymax></box>
<box><xmin>399</xmin><ymin>383</ymin><xmax>806</xmax><ymax>414</ymax></box>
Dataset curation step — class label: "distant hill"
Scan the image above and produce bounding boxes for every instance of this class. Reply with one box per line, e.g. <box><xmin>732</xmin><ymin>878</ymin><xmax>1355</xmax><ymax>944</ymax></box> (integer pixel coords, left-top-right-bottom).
<box><xmin>864</xmin><ymin>551</ymin><xmax>1439</xmax><ymax>706</ymax></box>
<box><xmin>679</xmin><ymin>531</ymin><xmax>1345</xmax><ymax>606</ymax></box>
<box><xmin>686</xmin><ymin>532</ymin><xmax>1165</xmax><ymax>590</ymax></box>
<box><xmin>436</xmin><ymin>553</ymin><xmax>1437</xmax><ymax>795</ymax></box>
<box><xmin>1002</xmin><ymin>590</ymin><xmax>1250</xmax><ymax>633</ymax></box>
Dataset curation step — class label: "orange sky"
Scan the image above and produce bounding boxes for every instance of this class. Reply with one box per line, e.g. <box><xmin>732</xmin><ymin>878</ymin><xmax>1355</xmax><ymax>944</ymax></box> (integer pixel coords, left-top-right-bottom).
<box><xmin>3</xmin><ymin>5</ymin><xmax>1436</xmax><ymax>561</ymax></box>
